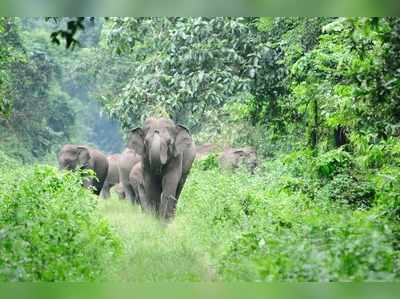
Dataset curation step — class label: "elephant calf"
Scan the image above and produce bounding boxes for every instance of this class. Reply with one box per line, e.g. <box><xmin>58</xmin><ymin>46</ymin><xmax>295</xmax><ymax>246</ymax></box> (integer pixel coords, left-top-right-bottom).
<box><xmin>58</xmin><ymin>144</ymin><xmax>108</xmax><ymax>195</ymax></box>
<box><xmin>118</xmin><ymin>148</ymin><xmax>141</xmax><ymax>204</ymax></box>
<box><xmin>111</xmin><ymin>183</ymin><xmax>124</xmax><ymax>199</ymax></box>
<box><xmin>100</xmin><ymin>154</ymin><xmax>121</xmax><ymax>199</ymax></box>
<box><xmin>219</xmin><ymin>147</ymin><xmax>258</xmax><ymax>173</ymax></box>
<box><xmin>128</xmin><ymin>117</ymin><xmax>196</xmax><ymax>220</ymax></box>
<box><xmin>128</xmin><ymin>161</ymin><xmax>145</xmax><ymax>206</ymax></box>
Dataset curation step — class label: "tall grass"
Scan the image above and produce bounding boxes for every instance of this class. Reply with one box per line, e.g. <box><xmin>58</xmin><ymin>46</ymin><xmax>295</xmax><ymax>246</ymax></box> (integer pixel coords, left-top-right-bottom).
<box><xmin>98</xmin><ymin>199</ymin><xmax>212</xmax><ymax>282</ymax></box>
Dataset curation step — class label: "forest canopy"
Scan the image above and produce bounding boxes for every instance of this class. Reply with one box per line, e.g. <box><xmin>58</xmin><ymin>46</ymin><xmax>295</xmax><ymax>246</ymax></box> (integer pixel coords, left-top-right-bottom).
<box><xmin>2</xmin><ymin>17</ymin><xmax>400</xmax><ymax>157</ymax></box>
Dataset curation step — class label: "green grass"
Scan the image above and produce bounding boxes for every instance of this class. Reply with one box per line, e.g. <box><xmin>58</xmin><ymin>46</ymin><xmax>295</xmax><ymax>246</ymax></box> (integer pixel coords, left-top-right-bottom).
<box><xmin>98</xmin><ymin>197</ymin><xmax>213</xmax><ymax>282</ymax></box>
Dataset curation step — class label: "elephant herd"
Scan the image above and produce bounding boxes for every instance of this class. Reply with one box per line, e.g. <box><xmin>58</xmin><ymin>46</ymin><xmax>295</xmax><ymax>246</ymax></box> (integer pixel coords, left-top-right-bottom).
<box><xmin>58</xmin><ymin>117</ymin><xmax>258</xmax><ymax>221</ymax></box>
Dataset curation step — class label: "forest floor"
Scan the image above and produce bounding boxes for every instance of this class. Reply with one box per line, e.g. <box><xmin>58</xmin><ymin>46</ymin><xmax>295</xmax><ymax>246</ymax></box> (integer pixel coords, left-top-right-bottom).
<box><xmin>98</xmin><ymin>197</ymin><xmax>214</xmax><ymax>282</ymax></box>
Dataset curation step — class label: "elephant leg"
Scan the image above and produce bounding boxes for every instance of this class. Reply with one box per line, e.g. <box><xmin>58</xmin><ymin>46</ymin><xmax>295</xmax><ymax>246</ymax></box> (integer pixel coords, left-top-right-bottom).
<box><xmin>117</xmin><ymin>190</ymin><xmax>126</xmax><ymax>200</ymax></box>
<box><xmin>131</xmin><ymin>184</ymin><xmax>141</xmax><ymax>206</ymax></box>
<box><xmin>142</xmin><ymin>174</ymin><xmax>161</xmax><ymax>216</ymax></box>
<box><xmin>160</xmin><ymin>173</ymin><xmax>180</xmax><ymax>220</ymax></box>
<box><xmin>135</xmin><ymin>183</ymin><xmax>150</xmax><ymax>212</ymax></box>
<box><xmin>101</xmin><ymin>182</ymin><xmax>111</xmax><ymax>199</ymax></box>
<box><xmin>160</xmin><ymin>194</ymin><xmax>177</xmax><ymax>221</ymax></box>
<box><xmin>123</xmin><ymin>183</ymin><xmax>137</xmax><ymax>205</ymax></box>
<box><xmin>175</xmin><ymin>174</ymin><xmax>188</xmax><ymax>200</ymax></box>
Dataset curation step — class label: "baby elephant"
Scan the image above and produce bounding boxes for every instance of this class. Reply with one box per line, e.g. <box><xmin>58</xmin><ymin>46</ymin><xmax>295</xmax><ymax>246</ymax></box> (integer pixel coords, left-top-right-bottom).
<box><xmin>58</xmin><ymin>144</ymin><xmax>109</xmax><ymax>195</ymax></box>
<box><xmin>128</xmin><ymin>161</ymin><xmax>145</xmax><ymax>207</ymax></box>
<box><xmin>118</xmin><ymin>148</ymin><xmax>141</xmax><ymax>204</ymax></box>
<box><xmin>112</xmin><ymin>183</ymin><xmax>125</xmax><ymax>199</ymax></box>
<box><xmin>100</xmin><ymin>154</ymin><xmax>121</xmax><ymax>199</ymax></box>
<box><xmin>219</xmin><ymin>147</ymin><xmax>258</xmax><ymax>173</ymax></box>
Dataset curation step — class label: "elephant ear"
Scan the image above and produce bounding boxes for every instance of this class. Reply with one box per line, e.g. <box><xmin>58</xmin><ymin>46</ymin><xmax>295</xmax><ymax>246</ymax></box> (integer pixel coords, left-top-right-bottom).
<box><xmin>174</xmin><ymin>124</ymin><xmax>193</xmax><ymax>157</ymax></box>
<box><xmin>77</xmin><ymin>146</ymin><xmax>91</xmax><ymax>167</ymax></box>
<box><xmin>127</xmin><ymin>128</ymin><xmax>145</xmax><ymax>155</ymax></box>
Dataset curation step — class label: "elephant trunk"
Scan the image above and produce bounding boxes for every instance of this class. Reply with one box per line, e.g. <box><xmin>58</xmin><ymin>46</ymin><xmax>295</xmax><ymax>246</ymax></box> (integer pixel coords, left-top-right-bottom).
<box><xmin>150</xmin><ymin>133</ymin><xmax>167</xmax><ymax>173</ymax></box>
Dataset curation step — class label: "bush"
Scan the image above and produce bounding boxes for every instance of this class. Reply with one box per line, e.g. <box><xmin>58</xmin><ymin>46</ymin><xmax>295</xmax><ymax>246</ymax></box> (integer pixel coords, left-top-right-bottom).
<box><xmin>314</xmin><ymin>148</ymin><xmax>352</xmax><ymax>179</ymax></box>
<box><xmin>319</xmin><ymin>173</ymin><xmax>375</xmax><ymax>208</ymax></box>
<box><xmin>194</xmin><ymin>153</ymin><xmax>220</xmax><ymax>171</ymax></box>
<box><xmin>219</xmin><ymin>204</ymin><xmax>397</xmax><ymax>281</ymax></box>
<box><xmin>0</xmin><ymin>163</ymin><xmax>121</xmax><ymax>281</ymax></box>
<box><xmin>0</xmin><ymin>150</ymin><xmax>20</xmax><ymax>169</ymax></box>
<box><xmin>179</xmin><ymin>160</ymin><xmax>400</xmax><ymax>282</ymax></box>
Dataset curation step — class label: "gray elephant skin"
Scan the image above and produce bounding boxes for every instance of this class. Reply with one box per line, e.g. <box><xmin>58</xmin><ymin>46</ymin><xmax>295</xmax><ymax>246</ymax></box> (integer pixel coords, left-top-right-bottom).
<box><xmin>118</xmin><ymin>148</ymin><xmax>141</xmax><ymax>204</ymax></box>
<box><xmin>129</xmin><ymin>161</ymin><xmax>146</xmax><ymax>208</ymax></box>
<box><xmin>100</xmin><ymin>154</ymin><xmax>121</xmax><ymax>199</ymax></box>
<box><xmin>112</xmin><ymin>183</ymin><xmax>125</xmax><ymax>199</ymax></box>
<box><xmin>58</xmin><ymin>144</ymin><xmax>109</xmax><ymax>195</ymax></box>
<box><xmin>128</xmin><ymin>117</ymin><xmax>196</xmax><ymax>220</ymax></box>
<box><xmin>219</xmin><ymin>147</ymin><xmax>258</xmax><ymax>173</ymax></box>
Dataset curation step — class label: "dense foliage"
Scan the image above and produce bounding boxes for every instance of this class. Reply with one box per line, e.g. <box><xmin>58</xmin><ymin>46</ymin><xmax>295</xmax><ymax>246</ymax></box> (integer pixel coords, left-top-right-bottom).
<box><xmin>178</xmin><ymin>159</ymin><xmax>400</xmax><ymax>281</ymax></box>
<box><xmin>100</xmin><ymin>17</ymin><xmax>400</xmax><ymax>153</ymax></box>
<box><xmin>0</xmin><ymin>18</ymin><xmax>123</xmax><ymax>162</ymax></box>
<box><xmin>1</xmin><ymin>17</ymin><xmax>400</xmax><ymax>282</ymax></box>
<box><xmin>0</xmin><ymin>152</ymin><xmax>121</xmax><ymax>281</ymax></box>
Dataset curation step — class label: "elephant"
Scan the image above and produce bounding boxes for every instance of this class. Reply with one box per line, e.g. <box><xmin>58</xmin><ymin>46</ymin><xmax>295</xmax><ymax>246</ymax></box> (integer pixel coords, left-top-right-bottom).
<box><xmin>219</xmin><ymin>147</ymin><xmax>258</xmax><ymax>173</ymax></box>
<box><xmin>118</xmin><ymin>148</ymin><xmax>141</xmax><ymax>204</ymax></box>
<box><xmin>58</xmin><ymin>144</ymin><xmax>108</xmax><ymax>195</ymax></box>
<box><xmin>100</xmin><ymin>154</ymin><xmax>121</xmax><ymax>199</ymax></box>
<box><xmin>195</xmin><ymin>143</ymin><xmax>217</xmax><ymax>160</ymax></box>
<box><xmin>112</xmin><ymin>183</ymin><xmax>125</xmax><ymax>199</ymax></box>
<box><xmin>127</xmin><ymin>117</ymin><xmax>196</xmax><ymax>220</ymax></box>
<box><xmin>128</xmin><ymin>161</ymin><xmax>146</xmax><ymax>207</ymax></box>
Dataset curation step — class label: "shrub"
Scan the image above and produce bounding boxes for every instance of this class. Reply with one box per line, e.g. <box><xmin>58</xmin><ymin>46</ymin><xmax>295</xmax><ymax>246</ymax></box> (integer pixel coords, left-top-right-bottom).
<box><xmin>194</xmin><ymin>153</ymin><xmax>219</xmax><ymax>171</ymax></box>
<box><xmin>0</xmin><ymin>164</ymin><xmax>121</xmax><ymax>281</ymax></box>
<box><xmin>219</xmin><ymin>204</ymin><xmax>397</xmax><ymax>281</ymax></box>
<box><xmin>179</xmin><ymin>161</ymin><xmax>400</xmax><ymax>282</ymax></box>
<box><xmin>0</xmin><ymin>149</ymin><xmax>20</xmax><ymax>169</ymax></box>
<box><xmin>318</xmin><ymin>173</ymin><xmax>375</xmax><ymax>209</ymax></box>
<box><xmin>314</xmin><ymin>148</ymin><xmax>352</xmax><ymax>179</ymax></box>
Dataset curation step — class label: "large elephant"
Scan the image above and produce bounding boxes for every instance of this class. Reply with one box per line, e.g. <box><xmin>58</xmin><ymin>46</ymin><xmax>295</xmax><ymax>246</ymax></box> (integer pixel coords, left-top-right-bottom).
<box><xmin>58</xmin><ymin>144</ymin><xmax>108</xmax><ymax>195</ymax></box>
<box><xmin>219</xmin><ymin>147</ymin><xmax>258</xmax><ymax>173</ymax></box>
<box><xmin>117</xmin><ymin>148</ymin><xmax>141</xmax><ymax>204</ymax></box>
<box><xmin>100</xmin><ymin>154</ymin><xmax>121</xmax><ymax>199</ymax></box>
<box><xmin>128</xmin><ymin>117</ymin><xmax>196</xmax><ymax>220</ymax></box>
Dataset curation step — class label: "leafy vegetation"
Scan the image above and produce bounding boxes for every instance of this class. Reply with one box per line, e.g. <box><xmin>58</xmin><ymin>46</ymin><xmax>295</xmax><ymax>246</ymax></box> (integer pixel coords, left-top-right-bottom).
<box><xmin>0</xmin><ymin>18</ymin><xmax>123</xmax><ymax>162</ymax></box>
<box><xmin>0</xmin><ymin>153</ymin><xmax>121</xmax><ymax>281</ymax></box>
<box><xmin>1</xmin><ymin>17</ymin><xmax>400</xmax><ymax>281</ymax></box>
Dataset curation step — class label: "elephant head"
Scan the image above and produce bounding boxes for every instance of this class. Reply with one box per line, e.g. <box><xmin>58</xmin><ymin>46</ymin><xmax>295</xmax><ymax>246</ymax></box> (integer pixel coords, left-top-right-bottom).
<box><xmin>58</xmin><ymin>144</ymin><xmax>91</xmax><ymax>171</ymax></box>
<box><xmin>235</xmin><ymin>148</ymin><xmax>257</xmax><ymax>170</ymax></box>
<box><xmin>127</xmin><ymin>118</ymin><xmax>193</xmax><ymax>173</ymax></box>
<box><xmin>219</xmin><ymin>147</ymin><xmax>258</xmax><ymax>173</ymax></box>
